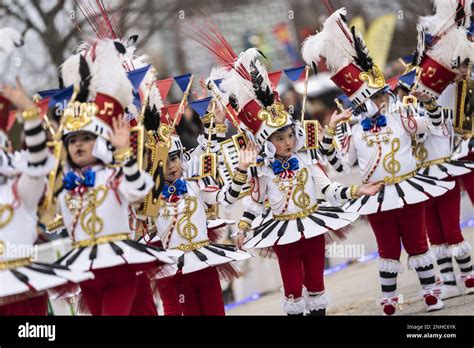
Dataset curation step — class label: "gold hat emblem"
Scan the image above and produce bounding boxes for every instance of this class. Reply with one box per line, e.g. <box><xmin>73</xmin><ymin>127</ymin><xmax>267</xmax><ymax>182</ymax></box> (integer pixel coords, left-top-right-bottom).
<box><xmin>63</xmin><ymin>102</ymin><xmax>99</xmax><ymax>132</ymax></box>
<box><xmin>257</xmin><ymin>102</ymin><xmax>289</xmax><ymax>128</ymax></box>
<box><xmin>359</xmin><ymin>65</ymin><xmax>386</xmax><ymax>89</ymax></box>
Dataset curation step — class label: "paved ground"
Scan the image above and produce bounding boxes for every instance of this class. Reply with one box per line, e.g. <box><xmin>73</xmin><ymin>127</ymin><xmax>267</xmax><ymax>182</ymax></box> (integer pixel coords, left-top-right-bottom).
<box><xmin>228</xmin><ymin>227</ymin><xmax>474</xmax><ymax>316</ymax></box>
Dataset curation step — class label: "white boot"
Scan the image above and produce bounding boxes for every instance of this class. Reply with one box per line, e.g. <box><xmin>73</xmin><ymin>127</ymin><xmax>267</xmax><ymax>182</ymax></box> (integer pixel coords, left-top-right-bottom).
<box><xmin>281</xmin><ymin>295</ymin><xmax>305</xmax><ymax>316</ymax></box>
<box><xmin>440</xmin><ymin>284</ymin><xmax>462</xmax><ymax>299</ymax></box>
<box><xmin>379</xmin><ymin>295</ymin><xmax>403</xmax><ymax>316</ymax></box>
<box><xmin>422</xmin><ymin>288</ymin><xmax>444</xmax><ymax>312</ymax></box>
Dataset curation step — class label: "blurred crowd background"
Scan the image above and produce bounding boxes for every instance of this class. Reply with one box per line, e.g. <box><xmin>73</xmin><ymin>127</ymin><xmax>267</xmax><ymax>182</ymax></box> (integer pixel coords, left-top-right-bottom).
<box><xmin>1</xmin><ymin>0</ymin><xmax>433</xmax><ymax>150</ymax></box>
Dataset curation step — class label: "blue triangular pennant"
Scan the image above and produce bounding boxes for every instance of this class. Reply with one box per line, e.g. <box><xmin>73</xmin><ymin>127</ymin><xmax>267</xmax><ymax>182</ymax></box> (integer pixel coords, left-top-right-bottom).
<box><xmin>398</xmin><ymin>69</ymin><xmax>417</xmax><ymax>90</ymax></box>
<box><xmin>213</xmin><ymin>79</ymin><xmax>224</xmax><ymax>92</ymax></box>
<box><xmin>401</xmin><ymin>55</ymin><xmax>413</xmax><ymax>65</ymax></box>
<box><xmin>283</xmin><ymin>66</ymin><xmax>305</xmax><ymax>81</ymax></box>
<box><xmin>43</xmin><ymin>86</ymin><xmax>74</xmax><ymax>109</ymax></box>
<box><xmin>337</xmin><ymin>94</ymin><xmax>355</xmax><ymax>109</ymax></box>
<box><xmin>189</xmin><ymin>97</ymin><xmax>213</xmax><ymax>117</ymax></box>
<box><xmin>127</xmin><ymin>65</ymin><xmax>151</xmax><ymax>90</ymax></box>
<box><xmin>174</xmin><ymin>73</ymin><xmax>192</xmax><ymax>93</ymax></box>
<box><xmin>132</xmin><ymin>90</ymin><xmax>141</xmax><ymax>110</ymax></box>
<box><xmin>37</xmin><ymin>88</ymin><xmax>61</xmax><ymax>100</ymax></box>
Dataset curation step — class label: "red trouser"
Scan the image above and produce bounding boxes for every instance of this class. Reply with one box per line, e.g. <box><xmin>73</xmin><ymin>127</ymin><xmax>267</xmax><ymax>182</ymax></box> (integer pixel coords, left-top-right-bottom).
<box><xmin>129</xmin><ymin>272</ymin><xmax>158</xmax><ymax>316</ymax></box>
<box><xmin>155</xmin><ymin>275</ymin><xmax>182</xmax><ymax>316</ymax></box>
<box><xmin>425</xmin><ymin>180</ymin><xmax>464</xmax><ymax>246</ymax></box>
<box><xmin>367</xmin><ymin>202</ymin><xmax>429</xmax><ymax>260</ymax></box>
<box><xmin>80</xmin><ymin>264</ymin><xmax>138</xmax><ymax>316</ymax></box>
<box><xmin>175</xmin><ymin>266</ymin><xmax>225</xmax><ymax>316</ymax></box>
<box><xmin>273</xmin><ymin>235</ymin><xmax>326</xmax><ymax>298</ymax></box>
<box><xmin>0</xmin><ymin>293</ymin><xmax>48</xmax><ymax>316</ymax></box>
<box><xmin>459</xmin><ymin>152</ymin><xmax>474</xmax><ymax>203</ymax></box>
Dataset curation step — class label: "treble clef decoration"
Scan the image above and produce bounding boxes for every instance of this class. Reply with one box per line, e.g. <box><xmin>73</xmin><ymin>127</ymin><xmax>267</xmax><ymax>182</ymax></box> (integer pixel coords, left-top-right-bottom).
<box><xmin>383</xmin><ymin>138</ymin><xmax>401</xmax><ymax>182</ymax></box>
<box><xmin>415</xmin><ymin>142</ymin><xmax>428</xmax><ymax>163</ymax></box>
<box><xmin>80</xmin><ymin>185</ymin><xmax>108</xmax><ymax>238</ymax></box>
<box><xmin>177</xmin><ymin>196</ymin><xmax>198</xmax><ymax>243</ymax></box>
<box><xmin>0</xmin><ymin>204</ymin><xmax>14</xmax><ymax>229</ymax></box>
<box><xmin>292</xmin><ymin>168</ymin><xmax>311</xmax><ymax>209</ymax></box>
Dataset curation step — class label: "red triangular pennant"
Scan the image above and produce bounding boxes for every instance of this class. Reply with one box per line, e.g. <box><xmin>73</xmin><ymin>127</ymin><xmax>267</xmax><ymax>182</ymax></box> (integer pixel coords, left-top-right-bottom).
<box><xmin>155</xmin><ymin>78</ymin><xmax>174</xmax><ymax>101</ymax></box>
<box><xmin>387</xmin><ymin>76</ymin><xmax>399</xmax><ymax>91</ymax></box>
<box><xmin>6</xmin><ymin>110</ymin><xmax>17</xmax><ymax>132</ymax></box>
<box><xmin>268</xmin><ymin>71</ymin><xmax>283</xmax><ymax>89</ymax></box>
<box><xmin>161</xmin><ymin>102</ymin><xmax>183</xmax><ymax>126</ymax></box>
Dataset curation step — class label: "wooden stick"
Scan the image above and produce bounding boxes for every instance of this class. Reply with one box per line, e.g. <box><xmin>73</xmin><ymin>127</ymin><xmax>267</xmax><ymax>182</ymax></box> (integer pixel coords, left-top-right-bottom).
<box><xmin>206</xmin><ymin>101</ymin><xmax>216</xmax><ymax>154</ymax></box>
<box><xmin>172</xmin><ymin>75</ymin><xmax>194</xmax><ymax>130</ymax></box>
<box><xmin>208</xmin><ymin>82</ymin><xmax>241</xmax><ymax>131</ymax></box>
<box><xmin>300</xmin><ymin>66</ymin><xmax>310</xmax><ymax>123</ymax></box>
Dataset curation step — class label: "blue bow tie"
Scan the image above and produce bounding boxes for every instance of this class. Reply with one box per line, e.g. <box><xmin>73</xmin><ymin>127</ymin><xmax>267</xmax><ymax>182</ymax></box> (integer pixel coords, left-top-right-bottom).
<box><xmin>162</xmin><ymin>179</ymin><xmax>188</xmax><ymax>199</ymax></box>
<box><xmin>272</xmin><ymin>157</ymin><xmax>299</xmax><ymax>175</ymax></box>
<box><xmin>63</xmin><ymin>168</ymin><xmax>96</xmax><ymax>191</ymax></box>
<box><xmin>361</xmin><ymin>115</ymin><xmax>387</xmax><ymax>132</ymax></box>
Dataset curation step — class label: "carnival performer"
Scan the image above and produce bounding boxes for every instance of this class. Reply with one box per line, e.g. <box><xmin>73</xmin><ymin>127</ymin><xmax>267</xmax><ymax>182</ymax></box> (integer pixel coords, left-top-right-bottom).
<box><xmin>0</xmin><ymin>73</ymin><xmax>93</xmax><ymax>315</ymax></box>
<box><xmin>46</xmin><ymin>37</ymin><xmax>178</xmax><ymax>316</ymax></box>
<box><xmin>304</xmin><ymin>7</ymin><xmax>466</xmax><ymax>315</ymax></box>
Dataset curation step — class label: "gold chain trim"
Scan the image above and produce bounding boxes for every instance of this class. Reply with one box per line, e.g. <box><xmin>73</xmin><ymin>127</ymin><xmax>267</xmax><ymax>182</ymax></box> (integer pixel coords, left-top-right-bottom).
<box><xmin>175</xmin><ymin>239</ymin><xmax>210</xmax><ymax>252</ymax></box>
<box><xmin>367</xmin><ymin>169</ymin><xmax>418</xmax><ymax>185</ymax></box>
<box><xmin>273</xmin><ymin>203</ymin><xmax>319</xmax><ymax>221</ymax></box>
<box><xmin>238</xmin><ymin>220</ymin><xmax>252</xmax><ymax>232</ymax></box>
<box><xmin>0</xmin><ymin>257</ymin><xmax>33</xmax><ymax>270</ymax></box>
<box><xmin>418</xmin><ymin>156</ymin><xmax>451</xmax><ymax>169</ymax></box>
<box><xmin>22</xmin><ymin>107</ymin><xmax>40</xmax><ymax>122</ymax></box>
<box><xmin>324</xmin><ymin>126</ymin><xmax>336</xmax><ymax>136</ymax></box>
<box><xmin>424</xmin><ymin>98</ymin><xmax>438</xmax><ymax>112</ymax></box>
<box><xmin>72</xmin><ymin>233</ymin><xmax>129</xmax><ymax>248</ymax></box>
<box><xmin>216</xmin><ymin>124</ymin><xmax>228</xmax><ymax>133</ymax></box>
<box><xmin>349</xmin><ymin>185</ymin><xmax>360</xmax><ymax>199</ymax></box>
<box><xmin>114</xmin><ymin>147</ymin><xmax>133</xmax><ymax>164</ymax></box>
<box><xmin>233</xmin><ymin>171</ymin><xmax>248</xmax><ymax>184</ymax></box>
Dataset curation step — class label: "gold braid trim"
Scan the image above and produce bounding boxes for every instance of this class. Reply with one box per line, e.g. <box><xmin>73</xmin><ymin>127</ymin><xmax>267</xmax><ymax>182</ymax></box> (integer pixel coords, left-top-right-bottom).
<box><xmin>418</xmin><ymin>156</ymin><xmax>452</xmax><ymax>169</ymax></box>
<box><xmin>233</xmin><ymin>171</ymin><xmax>248</xmax><ymax>184</ymax></box>
<box><xmin>22</xmin><ymin>107</ymin><xmax>40</xmax><ymax>122</ymax></box>
<box><xmin>174</xmin><ymin>239</ymin><xmax>210</xmax><ymax>252</ymax></box>
<box><xmin>72</xmin><ymin>233</ymin><xmax>129</xmax><ymax>248</ymax></box>
<box><xmin>238</xmin><ymin>220</ymin><xmax>252</xmax><ymax>232</ymax></box>
<box><xmin>0</xmin><ymin>257</ymin><xmax>33</xmax><ymax>270</ymax></box>
<box><xmin>349</xmin><ymin>185</ymin><xmax>360</xmax><ymax>199</ymax></box>
<box><xmin>273</xmin><ymin>204</ymin><xmax>319</xmax><ymax>221</ymax></box>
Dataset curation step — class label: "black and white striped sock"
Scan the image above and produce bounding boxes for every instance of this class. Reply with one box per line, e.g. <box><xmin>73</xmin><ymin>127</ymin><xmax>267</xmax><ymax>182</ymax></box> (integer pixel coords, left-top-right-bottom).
<box><xmin>415</xmin><ymin>264</ymin><xmax>437</xmax><ymax>290</ymax></box>
<box><xmin>455</xmin><ymin>254</ymin><xmax>473</xmax><ymax>278</ymax></box>
<box><xmin>436</xmin><ymin>255</ymin><xmax>457</xmax><ymax>286</ymax></box>
<box><xmin>380</xmin><ymin>271</ymin><xmax>397</xmax><ymax>298</ymax></box>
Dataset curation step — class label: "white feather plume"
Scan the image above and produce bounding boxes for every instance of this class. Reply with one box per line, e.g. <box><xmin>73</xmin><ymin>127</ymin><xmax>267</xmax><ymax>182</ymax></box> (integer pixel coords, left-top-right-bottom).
<box><xmin>92</xmin><ymin>39</ymin><xmax>134</xmax><ymax>108</ymax></box>
<box><xmin>301</xmin><ymin>8</ymin><xmax>357</xmax><ymax>73</ymax></box>
<box><xmin>220</xmin><ymin>48</ymin><xmax>271</xmax><ymax>109</ymax></box>
<box><xmin>252</xmin><ymin>57</ymin><xmax>272</xmax><ymax>91</ymax></box>
<box><xmin>230</xmin><ymin>48</ymin><xmax>274</xmax><ymax>107</ymax></box>
<box><xmin>220</xmin><ymin>69</ymin><xmax>254</xmax><ymax>109</ymax></box>
<box><xmin>148</xmin><ymin>81</ymin><xmax>164</xmax><ymax>112</ymax></box>
<box><xmin>421</xmin><ymin>0</ymin><xmax>471</xmax><ymax>34</ymax></box>
<box><xmin>0</xmin><ymin>27</ymin><xmax>23</xmax><ymax>53</ymax></box>
<box><xmin>59</xmin><ymin>54</ymin><xmax>81</xmax><ymax>89</ymax></box>
<box><xmin>428</xmin><ymin>27</ymin><xmax>471</xmax><ymax>66</ymax></box>
<box><xmin>206</xmin><ymin>66</ymin><xmax>231</xmax><ymax>110</ymax></box>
